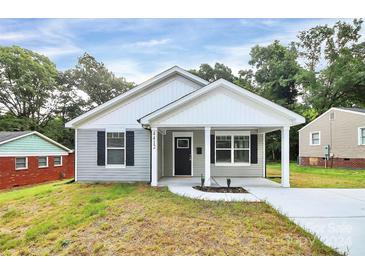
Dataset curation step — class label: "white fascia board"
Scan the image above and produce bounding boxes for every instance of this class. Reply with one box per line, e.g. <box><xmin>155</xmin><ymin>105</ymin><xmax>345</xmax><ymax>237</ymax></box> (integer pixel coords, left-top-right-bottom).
<box><xmin>140</xmin><ymin>79</ymin><xmax>305</xmax><ymax>125</ymax></box>
<box><xmin>33</xmin><ymin>131</ymin><xmax>73</xmax><ymax>152</ymax></box>
<box><xmin>65</xmin><ymin>66</ymin><xmax>208</xmax><ymax>128</ymax></box>
<box><xmin>0</xmin><ymin>132</ymin><xmax>33</xmax><ymax>145</ymax></box>
<box><xmin>0</xmin><ymin>131</ymin><xmax>72</xmax><ymax>153</ymax></box>
<box><xmin>298</xmin><ymin>108</ymin><xmax>333</xmax><ymax>132</ymax></box>
<box><xmin>299</xmin><ymin>107</ymin><xmax>365</xmax><ymax>132</ymax></box>
<box><xmin>0</xmin><ymin>152</ymin><xmax>69</xmax><ymax>157</ymax></box>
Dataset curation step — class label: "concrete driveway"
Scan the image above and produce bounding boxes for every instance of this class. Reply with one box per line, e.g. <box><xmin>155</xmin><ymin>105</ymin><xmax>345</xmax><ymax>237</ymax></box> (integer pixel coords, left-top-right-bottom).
<box><xmin>244</xmin><ymin>183</ymin><xmax>365</xmax><ymax>255</ymax></box>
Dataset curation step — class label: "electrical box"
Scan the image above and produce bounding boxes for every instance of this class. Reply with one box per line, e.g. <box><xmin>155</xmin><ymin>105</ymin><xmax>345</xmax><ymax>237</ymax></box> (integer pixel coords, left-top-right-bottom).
<box><xmin>324</xmin><ymin>145</ymin><xmax>330</xmax><ymax>159</ymax></box>
<box><xmin>196</xmin><ymin>147</ymin><xmax>202</xmax><ymax>155</ymax></box>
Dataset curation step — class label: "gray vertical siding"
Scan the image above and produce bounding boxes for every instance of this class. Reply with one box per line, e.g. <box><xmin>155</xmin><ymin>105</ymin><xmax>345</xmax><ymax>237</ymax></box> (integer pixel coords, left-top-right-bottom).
<box><xmin>163</xmin><ymin>129</ymin><xmax>263</xmax><ymax>178</ymax></box>
<box><xmin>77</xmin><ymin>129</ymin><xmax>150</xmax><ymax>182</ymax></box>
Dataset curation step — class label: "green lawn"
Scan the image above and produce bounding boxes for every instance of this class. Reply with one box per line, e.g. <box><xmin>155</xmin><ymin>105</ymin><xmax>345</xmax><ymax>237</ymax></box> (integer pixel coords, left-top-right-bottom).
<box><xmin>0</xmin><ymin>180</ymin><xmax>338</xmax><ymax>255</ymax></box>
<box><xmin>267</xmin><ymin>162</ymin><xmax>365</xmax><ymax>188</ymax></box>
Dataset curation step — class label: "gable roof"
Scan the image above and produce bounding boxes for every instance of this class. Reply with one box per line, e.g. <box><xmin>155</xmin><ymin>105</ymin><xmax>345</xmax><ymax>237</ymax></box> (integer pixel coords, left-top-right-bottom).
<box><xmin>0</xmin><ymin>131</ymin><xmax>72</xmax><ymax>152</ymax></box>
<box><xmin>0</xmin><ymin>131</ymin><xmax>32</xmax><ymax>143</ymax></box>
<box><xmin>65</xmin><ymin>66</ymin><xmax>209</xmax><ymax>128</ymax></box>
<box><xmin>299</xmin><ymin>107</ymin><xmax>365</xmax><ymax>132</ymax></box>
<box><xmin>138</xmin><ymin>79</ymin><xmax>305</xmax><ymax>126</ymax></box>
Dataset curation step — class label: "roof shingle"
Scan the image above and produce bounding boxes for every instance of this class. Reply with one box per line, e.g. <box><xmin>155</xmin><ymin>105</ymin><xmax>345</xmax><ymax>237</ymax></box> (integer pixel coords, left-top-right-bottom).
<box><xmin>0</xmin><ymin>131</ymin><xmax>32</xmax><ymax>144</ymax></box>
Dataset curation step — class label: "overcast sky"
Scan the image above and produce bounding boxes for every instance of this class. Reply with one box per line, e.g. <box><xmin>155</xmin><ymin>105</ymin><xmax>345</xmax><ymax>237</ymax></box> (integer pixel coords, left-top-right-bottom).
<box><xmin>0</xmin><ymin>18</ymin><xmax>358</xmax><ymax>83</ymax></box>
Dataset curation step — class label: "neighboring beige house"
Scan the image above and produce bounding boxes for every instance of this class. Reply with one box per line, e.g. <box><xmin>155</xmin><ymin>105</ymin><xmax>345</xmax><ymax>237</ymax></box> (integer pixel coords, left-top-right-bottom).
<box><xmin>299</xmin><ymin>107</ymin><xmax>365</xmax><ymax>169</ymax></box>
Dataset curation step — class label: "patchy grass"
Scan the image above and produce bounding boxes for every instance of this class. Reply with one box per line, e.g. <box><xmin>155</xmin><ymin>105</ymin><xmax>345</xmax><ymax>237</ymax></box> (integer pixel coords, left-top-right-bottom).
<box><xmin>267</xmin><ymin>162</ymin><xmax>365</xmax><ymax>188</ymax></box>
<box><xmin>0</xmin><ymin>181</ymin><xmax>339</xmax><ymax>255</ymax></box>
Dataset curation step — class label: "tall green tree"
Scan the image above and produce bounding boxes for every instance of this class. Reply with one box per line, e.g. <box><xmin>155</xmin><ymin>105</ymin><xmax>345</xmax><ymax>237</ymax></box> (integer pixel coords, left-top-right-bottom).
<box><xmin>247</xmin><ymin>41</ymin><xmax>301</xmax><ymax>108</ymax></box>
<box><xmin>0</xmin><ymin>46</ymin><xmax>59</xmax><ymax>127</ymax></box>
<box><xmin>297</xmin><ymin>19</ymin><xmax>365</xmax><ymax>113</ymax></box>
<box><xmin>190</xmin><ymin>63</ymin><xmax>236</xmax><ymax>82</ymax></box>
<box><xmin>71</xmin><ymin>53</ymin><xmax>135</xmax><ymax>107</ymax></box>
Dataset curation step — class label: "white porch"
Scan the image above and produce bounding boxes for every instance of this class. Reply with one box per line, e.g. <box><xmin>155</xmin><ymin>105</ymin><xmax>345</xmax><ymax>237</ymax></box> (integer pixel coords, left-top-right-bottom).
<box><xmin>150</xmin><ymin>126</ymin><xmax>291</xmax><ymax>188</ymax></box>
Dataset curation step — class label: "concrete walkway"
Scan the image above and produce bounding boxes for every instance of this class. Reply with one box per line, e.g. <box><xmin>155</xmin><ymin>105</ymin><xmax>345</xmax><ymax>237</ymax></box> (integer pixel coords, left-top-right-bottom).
<box><xmin>160</xmin><ymin>177</ymin><xmax>365</xmax><ymax>255</ymax></box>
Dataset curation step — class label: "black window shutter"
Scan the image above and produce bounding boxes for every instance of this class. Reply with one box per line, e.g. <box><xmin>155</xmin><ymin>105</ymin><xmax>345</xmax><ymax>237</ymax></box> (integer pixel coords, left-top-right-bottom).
<box><xmin>97</xmin><ymin>131</ymin><xmax>105</xmax><ymax>166</ymax></box>
<box><xmin>250</xmin><ymin>134</ymin><xmax>258</xmax><ymax>164</ymax></box>
<box><xmin>210</xmin><ymin>134</ymin><xmax>215</xmax><ymax>163</ymax></box>
<box><xmin>126</xmin><ymin>131</ymin><xmax>134</xmax><ymax>166</ymax></box>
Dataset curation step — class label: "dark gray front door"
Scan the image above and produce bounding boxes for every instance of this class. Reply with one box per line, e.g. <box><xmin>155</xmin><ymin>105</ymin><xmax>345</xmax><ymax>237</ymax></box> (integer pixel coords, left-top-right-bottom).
<box><xmin>174</xmin><ymin>137</ymin><xmax>192</xmax><ymax>175</ymax></box>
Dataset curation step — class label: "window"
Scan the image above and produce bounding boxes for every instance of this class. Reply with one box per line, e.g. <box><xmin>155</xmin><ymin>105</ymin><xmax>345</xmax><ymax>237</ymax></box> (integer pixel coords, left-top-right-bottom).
<box><xmin>54</xmin><ymin>156</ymin><xmax>62</xmax><ymax>166</ymax></box>
<box><xmin>310</xmin><ymin>132</ymin><xmax>320</xmax><ymax>145</ymax></box>
<box><xmin>15</xmin><ymin>157</ymin><xmax>28</xmax><ymax>170</ymax></box>
<box><xmin>106</xmin><ymin>131</ymin><xmax>125</xmax><ymax>166</ymax></box>
<box><xmin>177</xmin><ymin>138</ymin><xmax>189</xmax><ymax>148</ymax></box>
<box><xmin>215</xmin><ymin>132</ymin><xmax>250</xmax><ymax>165</ymax></box>
<box><xmin>359</xmin><ymin>127</ymin><xmax>365</xmax><ymax>145</ymax></box>
<box><xmin>38</xmin><ymin>156</ymin><xmax>48</xmax><ymax>168</ymax></box>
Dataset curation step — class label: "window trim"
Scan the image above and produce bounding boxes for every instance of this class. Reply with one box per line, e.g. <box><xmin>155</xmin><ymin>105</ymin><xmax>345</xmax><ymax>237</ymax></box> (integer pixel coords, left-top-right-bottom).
<box><xmin>54</xmin><ymin>155</ymin><xmax>63</xmax><ymax>167</ymax></box>
<box><xmin>38</xmin><ymin>156</ymin><xmax>49</xmax><ymax>168</ymax></box>
<box><xmin>215</xmin><ymin>131</ymin><xmax>251</xmax><ymax>166</ymax></box>
<box><xmin>105</xmin><ymin>129</ymin><xmax>126</xmax><ymax>168</ymax></box>
<box><xmin>15</xmin><ymin>157</ymin><xmax>28</xmax><ymax>170</ymax></box>
<box><xmin>358</xmin><ymin>126</ymin><xmax>365</xmax><ymax>146</ymax></box>
<box><xmin>310</xmin><ymin>131</ymin><xmax>321</xmax><ymax>146</ymax></box>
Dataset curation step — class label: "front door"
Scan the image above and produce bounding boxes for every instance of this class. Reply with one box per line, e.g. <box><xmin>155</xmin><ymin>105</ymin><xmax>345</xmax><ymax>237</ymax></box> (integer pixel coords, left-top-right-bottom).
<box><xmin>174</xmin><ymin>137</ymin><xmax>192</xmax><ymax>175</ymax></box>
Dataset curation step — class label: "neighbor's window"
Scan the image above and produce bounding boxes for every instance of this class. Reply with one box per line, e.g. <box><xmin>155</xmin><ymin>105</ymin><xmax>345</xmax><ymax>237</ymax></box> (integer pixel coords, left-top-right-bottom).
<box><xmin>359</xmin><ymin>127</ymin><xmax>365</xmax><ymax>145</ymax></box>
<box><xmin>38</xmin><ymin>156</ymin><xmax>48</xmax><ymax>168</ymax></box>
<box><xmin>310</xmin><ymin>132</ymin><xmax>320</xmax><ymax>145</ymax></box>
<box><xmin>106</xmin><ymin>131</ymin><xmax>125</xmax><ymax>166</ymax></box>
<box><xmin>215</xmin><ymin>132</ymin><xmax>250</xmax><ymax>165</ymax></box>
<box><xmin>15</xmin><ymin>157</ymin><xmax>28</xmax><ymax>170</ymax></box>
<box><xmin>54</xmin><ymin>156</ymin><xmax>62</xmax><ymax>166</ymax></box>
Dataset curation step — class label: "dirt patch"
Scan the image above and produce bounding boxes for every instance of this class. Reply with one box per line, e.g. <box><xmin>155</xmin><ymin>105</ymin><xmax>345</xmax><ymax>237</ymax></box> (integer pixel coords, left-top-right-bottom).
<box><xmin>193</xmin><ymin>186</ymin><xmax>249</xmax><ymax>193</ymax></box>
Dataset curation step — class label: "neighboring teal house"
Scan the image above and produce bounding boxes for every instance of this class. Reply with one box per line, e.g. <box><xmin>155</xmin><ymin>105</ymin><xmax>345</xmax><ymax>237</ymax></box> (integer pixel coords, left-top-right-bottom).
<box><xmin>0</xmin><ymin>131</ymin><xmax>74</xmax><ymax>189</ymax></box>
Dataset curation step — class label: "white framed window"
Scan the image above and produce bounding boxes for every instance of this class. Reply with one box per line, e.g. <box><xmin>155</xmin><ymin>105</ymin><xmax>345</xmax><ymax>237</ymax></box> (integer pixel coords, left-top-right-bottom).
<box><xmin>358</xmin><ymin>127</ymin><xmax>365</xmax><ymax>145</ymax></box>
<box><xmin>106</xmin><ymin>130</ymin><xmax>125</xmax><ymax>167</ymax></box>
<box><xmin>215</xmin><ymin>131</ymin><xmax>250</xmax><ymax>166</ymax></box>
<box><xmin>177</xmin><ymin>138</ymin><xmax>190</xmax><ymax>148</ymax></box>
<box><xmin>38</xmin><ymin>156</ymin><xmax>48</xmax><ymax>168</ymax></box>
<box><xmin>54</xmin><ymin>156</ymin><xmax>62</xmax><ymax>167</ymax></box>
<box><xmin>310</xmin><ymin>131</ymin><xmax>320</xmax><ymax>146</ymax></box>
<box><xmin>15</xmin><ymin>157</ymin><xmax>28</xmax><ymax>170</ymax></box>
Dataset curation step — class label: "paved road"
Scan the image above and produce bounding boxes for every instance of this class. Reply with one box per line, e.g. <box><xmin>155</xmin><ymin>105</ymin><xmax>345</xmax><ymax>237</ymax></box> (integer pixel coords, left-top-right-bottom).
<box><xmin>245</xmin><ymin>185</ymin><xmax>365</xmax><ymax>255</ymax></box>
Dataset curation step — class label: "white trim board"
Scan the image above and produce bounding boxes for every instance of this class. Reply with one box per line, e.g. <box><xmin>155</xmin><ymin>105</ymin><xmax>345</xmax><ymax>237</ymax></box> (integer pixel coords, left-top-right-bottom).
<box><xmin>65</xmin><ymin>66</ymin><xmax>208</xmax><ymax>128</ymax></box>
<box><xmin>0</xmin><ymin>152</ymin><xmax>69</xmax><ymax>157</ymax></box>
<box><xmin>172</xmin><ymin>132</ymin><xmax>193</xmax><ymax>177</ymax></box>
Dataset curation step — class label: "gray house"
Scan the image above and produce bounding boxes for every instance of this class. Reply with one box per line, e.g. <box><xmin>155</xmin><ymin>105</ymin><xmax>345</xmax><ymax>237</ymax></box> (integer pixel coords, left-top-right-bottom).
<box><xmin>299</xmin><ymin>107</ymin><xmax>365</xmax><ymax>169</ymax></box>
<box><xmin>66</xmin><ymin>66</ymin><xmax>304</xmax><ymax>187</ymax></box>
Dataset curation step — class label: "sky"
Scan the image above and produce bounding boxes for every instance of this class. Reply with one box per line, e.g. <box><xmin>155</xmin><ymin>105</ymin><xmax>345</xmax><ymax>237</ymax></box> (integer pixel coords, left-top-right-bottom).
<box><xmin>0</xmin><ymin>18</ymin><xmax>359</xmax><ymax>83</ymax></box>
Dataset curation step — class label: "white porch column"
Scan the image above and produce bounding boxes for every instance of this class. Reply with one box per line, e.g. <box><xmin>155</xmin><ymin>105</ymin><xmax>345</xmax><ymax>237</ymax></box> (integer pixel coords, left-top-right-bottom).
<box><xmin>281</xmin><ymin>126</ymin><xmax>290</xmax><ymax>188</ymax></box>
<box><xmin>204</xmin><ymin>127</ymin><xmax>211</xmax><ymax>186</ymax></box>
<box><xmin>151</xmin><ymin>127</ymin><xmax>158</xmax><ymax>186</ymax></box>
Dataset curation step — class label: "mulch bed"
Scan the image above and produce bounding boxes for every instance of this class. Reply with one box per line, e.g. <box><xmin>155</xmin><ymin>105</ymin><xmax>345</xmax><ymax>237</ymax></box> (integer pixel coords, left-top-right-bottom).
<box><xmin>193</xmin><ymin>186</ymin><xmax>249</xmax><ymax>193</ymax></box>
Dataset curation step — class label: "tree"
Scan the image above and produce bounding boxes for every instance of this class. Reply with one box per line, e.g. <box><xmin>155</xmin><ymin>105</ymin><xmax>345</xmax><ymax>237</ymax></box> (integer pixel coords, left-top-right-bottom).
<box><xmin>247</xmin><ymin>41</ymin><xmax>301</xmax><ymax>108</ymax></box>
<box><xmin>297</xmin><ymin>19</ymin><xmax>365</xmax><ymax>113</ymax></box>
<box><xmin>190</xmin><ymin>63</ymin><xmax>236</xmax><ymax>82</ymax></box>
<box><xmin>0</xmin><ymin>46</ymin><xmax>59</xmax><ymax>127</ymax></box>
<box><xmin>71</xmin><ymin>53</ymin><xmax>135</xmax><ymax>107</ymax></box>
